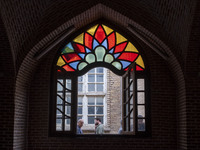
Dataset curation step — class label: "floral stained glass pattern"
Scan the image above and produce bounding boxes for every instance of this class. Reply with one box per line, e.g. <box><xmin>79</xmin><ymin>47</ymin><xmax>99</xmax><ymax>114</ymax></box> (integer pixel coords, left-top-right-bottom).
<box><xmin>57</xmin><ymin>24</ymin><xmax>145</xmax><ymax>72</ymax></box>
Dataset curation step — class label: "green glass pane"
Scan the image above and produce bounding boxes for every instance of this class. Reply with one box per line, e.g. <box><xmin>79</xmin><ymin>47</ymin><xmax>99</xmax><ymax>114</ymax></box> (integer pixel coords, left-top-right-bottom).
<box><xmin>104</xmin><ymin>54</ymin><xmax>114</xmax><ymax>63</ymax></box>
<box><xmin>112</xmin><ymin>61</ymin><xmax>122</xmax><ymax>70</ymax></box>
<box><xmin>78</xmin><ymin>62</ymin><xmax>87</xmax><ymax>70</ymax></box>
<box><xmin>86</xmin><ymin>54</ymin><xmax>95</xmax><ymax>64</ymax></box>
<box><xmin>95</xmin><ymin>46</ymin><xmax>106</xmax><ymax>62</ymax></box>
<box><xmin>61</xmin><ymin>47</ymin><xmax>74</xmax><ymax>54</ymax></box>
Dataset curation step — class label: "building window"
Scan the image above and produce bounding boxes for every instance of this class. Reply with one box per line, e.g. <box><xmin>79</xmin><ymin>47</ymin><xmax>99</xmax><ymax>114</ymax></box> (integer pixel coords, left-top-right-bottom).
<box><xmin>50</xmin><ymin>23</ymin><xmax>150</xmax><ymax>136</ymax></box>
<box><xmin>77</xmin><ymin>68</ymin><xmax>107</xmax><ymax>127</ymax></box>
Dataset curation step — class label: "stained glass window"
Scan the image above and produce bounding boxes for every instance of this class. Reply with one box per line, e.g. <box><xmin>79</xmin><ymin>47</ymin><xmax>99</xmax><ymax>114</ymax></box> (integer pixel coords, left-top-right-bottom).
<box><xmin>56</xmin><ymin>24</ymin><xmax>145</xmax><ymax>73</ymax></box>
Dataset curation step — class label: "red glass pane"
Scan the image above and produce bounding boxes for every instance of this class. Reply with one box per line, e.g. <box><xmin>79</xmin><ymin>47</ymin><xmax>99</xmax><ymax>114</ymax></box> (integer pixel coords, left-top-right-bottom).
<box><xmin>136</xmin><ymin>65</ymin><xmax>144</xmax><ymax>71</ymax></box>
<box><xmin>118</xmin><ymin>52</ymin><xmax>138</xmax><ymax>62</ymax></box>
<box><xmin>94</xmin><ymin>25</ymin><xmax>106</xmax><ymax>44</ymax></box>
<box><xmin>73</xmin><ymin>43</ymin><xmax>85</xmax><ymax>53</ymax></box>
<box><xmin>84</xmin><ymin>33</ymin><xmax>93</xmax><ymax>49</ymax></box>
<box><xmin>63</xmin><ymin>65</ymin><xmax>75</xmax><ymax>72</ymax></box>
<box><xmin>107</xmin><ymin>32</ymin><xmax>115</xmax><ymax>50</ymax></box>
<box><xmin>57</xmin><ymin>69</ymin><xmax>61</xmax><ymax>72</ymax></box>
<box><xmin>114</xmin><ymin>42</ymin><xmax>127</xmax><ymax>53</ymax></box>
<box><xmin>62</xmin><ymin>53</ymin><xmax>81</xmax><ymax>63</ymax></box>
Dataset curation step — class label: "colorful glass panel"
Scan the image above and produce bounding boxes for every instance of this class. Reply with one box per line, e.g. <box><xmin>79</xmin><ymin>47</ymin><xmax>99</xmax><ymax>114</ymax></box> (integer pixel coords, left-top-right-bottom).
<box><xmin>56</xmin><ymin>24</ymin><xmax>145</xmax><ymax>72</ymax></box>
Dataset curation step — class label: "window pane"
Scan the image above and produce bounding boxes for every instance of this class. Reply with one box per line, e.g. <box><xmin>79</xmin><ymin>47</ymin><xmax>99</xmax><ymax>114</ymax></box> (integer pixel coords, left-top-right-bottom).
<box><xmin>57</xmin><ymin>96</ymin><xmax>63</xmax><ymax>104</ymax></box>
<box><xmin>56</xmin><ymin>106</ymin><xmax>62</xmax><ymax>117</ymax></box>
<box><xmin>65</xmin><ymin>93</ymin><xmax>71</xmax><ymax>103</ymax></box>
<box><xmin>88</xmin><ymin>84</ymin><xmax>95</xmax><ymax>91</ymax></box>
<box><xmin>77</xmin><ymin>116</ymin><xmax>82</xmax><ymax>121</ymax></box>
<box><xmin>78</xmin><ymin>83</ymin><xmax>83</xmax><ymax>92</ymax></box>
<box><xmin>97</xmin><ymin>67</ymin><xmax>103</xmax><ymax>73</ymax></box>
<box><xmin>66</xmin><ymin>79</ymin><xmax>71</xmax><ymax>90</ymax></box>
<box><xmin>137</xmin><ymin>79</ymin><xmax>144</xmax><ymax>91</ymax></box>
<box><xmin>88</xmin><ymin>68</ymin><xmax>95</xmax><ymax>73</ymax></box>
<box><xmin>130</xmin><ymin>118</ymin><xmax>134</xmax><ymax>131</ymax></box>
<box><xmin>96</xmin><ymin>97</ymin><xmax>103</xmax><ymax>105</ymax></box>
<box><xmin>65</xmin><ymin>105</ymin><xmax>71</xmax><ymax>115</ymax></box>
<box><xmin>88</xmin><ymin>116</ymin><xmax>95</xmax><ymax>124</ymax></box>
<box><xmin>88</xmin><ymin>74</ymin><xmax>95</xmax><ymax>82</ymax></box>
<box><xmin>88</xmin><ymin>106</ymin><xmax>95</xmax><ymax>114</ymax></box>
<box><xmin>138</xmin><ymin>105</ymin><xmax>145</xmax><ymax>117</ymax></box>
<box><xmin>58</xmin><ymin>79</ymin><xmax>63</xmax><ymax>84</ymax></box>
<box><xmin>96</xmin><ymin>106</ymin><xmax>103</xmax><ymax>114</ymax></box>
<box><xmin>97</xmin><ymin>74</ymin><xmax>103</xmax><ymax>82</ymax></box>
<box><xmin>97</xmin><ymin>84</ymin><xmax>103</xmax><ymax>91</ymax></box>
<box><xmin>96</xmin><ymin>116</ymin><xmax>104</xmax><ymax>124</ymax></box>
<box><xmin>137</xmin><ymin>92</ymin><xmax>145</xmax><ymax>104</ymax></box>
<box><xmin>78</xmin><ymin>97</ymin><xmax>82</xmax><ymax>105</ymax></box>
<box><xmin>138</xmin><ymin>119</ymin><xmax>145</xmax><ymax>131</ymax></box>
<box><xmin>57</xmin><ymin>82</ymin><xmax>63</xmax><ymax>91</ymax></box>
<box><xmin>78</xmin><ymin>76</ymin><xmax>83</xmax><ymax>82</ymax></box>
<box><xmin>88</xmin><ymin>97</ymin><xmax>95</xmax><ymax>105</ymax></box>
<box><xmin>65</xmin><ymin>119</ymin><xmax>71</xmax><ymax>131</ymax></box>
<box><xmin>56</xmin><ymin>119</ymin><xmax>62</xmax><ymax>131</ymax></box>
<box><xmin>78</xmin><ymin>106</ymin><xmax>82</xmax><ymax>114</ymax></box>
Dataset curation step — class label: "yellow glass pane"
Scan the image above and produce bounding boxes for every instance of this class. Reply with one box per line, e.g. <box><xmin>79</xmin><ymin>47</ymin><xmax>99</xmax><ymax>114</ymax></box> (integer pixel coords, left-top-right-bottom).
<box><xmin>73</xmin><ymin>33</ymin><xmax>84</xmax><ymax>44</ymax></box>
<box><xmin>57</xmin><ymin>56</ymin><xmax>66</xmax><ymax>67</ymax></box>
<box><xmin>116</xmin><ymin>32</ymin><xmax>127</xmax><ymax>44</ymax></box>
<box><xmin>135</xmin><ymin>55</ymin><xmax>145</xmax><ymax>69</ymax></box>
<box><xmin>124</xmin><ymin>42</ymin><xmax>138</xmax><ymax>53</ymax></box>
<box><xmin>102</xmin><ymin>25</ymin><xmax>113</xmax><ymax>35</ymax></box>
<box><xmin>87</xmin><ymin>24</ymin><xmax>98</xmax><ymax>36</ymax></box>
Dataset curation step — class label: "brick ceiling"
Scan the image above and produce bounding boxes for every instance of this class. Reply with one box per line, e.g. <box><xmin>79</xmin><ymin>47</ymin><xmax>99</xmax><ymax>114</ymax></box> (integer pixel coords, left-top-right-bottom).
<box><xmin>0</xmin><ymin>0</ymin><xmax>198</xmax><ymax>71</ymax></box>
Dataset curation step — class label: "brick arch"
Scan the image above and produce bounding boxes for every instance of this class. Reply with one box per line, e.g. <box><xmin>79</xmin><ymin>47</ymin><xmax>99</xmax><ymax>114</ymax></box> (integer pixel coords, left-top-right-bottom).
<box><xmin>14</xmin><ymin>4</ymin><xmax>186</xmax><ymax>149</ymax></box>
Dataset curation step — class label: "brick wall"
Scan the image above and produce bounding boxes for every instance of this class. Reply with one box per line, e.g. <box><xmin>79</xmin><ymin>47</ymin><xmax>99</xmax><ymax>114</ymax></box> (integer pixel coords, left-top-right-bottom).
<box><xmin>0</xmin><ymin>17</ymin><xmax>15</xmax><ymax>149</ymax></box>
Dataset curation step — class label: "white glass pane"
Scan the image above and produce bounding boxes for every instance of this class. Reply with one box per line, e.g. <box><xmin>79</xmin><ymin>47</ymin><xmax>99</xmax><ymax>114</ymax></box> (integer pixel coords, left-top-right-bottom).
<box><xmin>97</xmin><ymin>74</ymin><xmax>103</xmax><ymax>82</ymax></box>
<box><xmin>96</xmin><ymin>97</ymin><xmax>103</xmax><ymax>105</ymax></box>
<box><xmin>57</xmin><ymin>96</ymin><xmax>63</xmax><ymax>104</ymax></box>
<box><xmin>57</xmin><ymin>82</ymin><xmax>63</xmax><ymax>91</ymax></box>
<box><xmin>65</xmin><ymin>93</ymin><xmax>71</xmax><ymax>103</ymax></box>
<box><xmin>56</xmin><ymin>119</ymin><xmax>62</xmax><ymax>131</ymax></box>
<box><xmin>88</xmin><ymin>97</ymin><xmax>95</xmax><ymax>105</ymax></box>
<box><xmin>88</xmin><ymin>74</ymin><xmax>95</xmax><ymax>82</ymax></box>
<box><xmin>97</xmin><ymin>84</ymin><xmax>103</xmax><ymax>91</ymax></box>
<box><xmin>137</xmin><ymin>79</ymin><xmax>145</xmax><ymax>91</ymax></box>
<box><xmin>58</xmin><ymin>79</ymin><xmax>63</xmax><ymax>84</ymax></box>
<box><xmin>66</xmin><ymin>79</ymin><xmax>71</xmax><ymax>90</ymax></box>
<box><xmin>138</xmin><ymin>105</ymin><xmax>145</xmax><ymax>117</ymax></box>
<box><xmin>65</xmin><ymin>105</ymin><xmax>71</xmax><ymax>115</ymax></box>
<box><xmin>65</xmin><ymin>119</ymin><xmax>71</xmax><ymax>131</ymax></box>
<box><xmin>137</xmin><ymin>92</ymin><xmax>145</xmax><ymax>104</ymax></box>
<box><xmin>88</xmin><ymin>84</ymin><xmax>95</xmax><ymax>91</ymax></box>
<box><xmin>138</xmin><ymin>119</ymin><xmax>145</xmax><ymax>131</ymax></box>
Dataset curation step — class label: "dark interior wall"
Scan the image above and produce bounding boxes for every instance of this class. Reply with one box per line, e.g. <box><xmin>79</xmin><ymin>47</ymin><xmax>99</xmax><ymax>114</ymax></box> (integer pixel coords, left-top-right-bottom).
<box><xmin>0</xmin><ymin>17</ymin><xmax>15</xmax><ymax>149</ymax></box>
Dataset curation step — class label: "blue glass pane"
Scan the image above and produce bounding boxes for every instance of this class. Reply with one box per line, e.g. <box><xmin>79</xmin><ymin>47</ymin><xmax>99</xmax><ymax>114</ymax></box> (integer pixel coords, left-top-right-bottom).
<box><xmin>109</xmin><ymin>48</ymin><xmax>114</xmax><ymax>54</ymax></box>
<box><xmin>93</xmin><ymin>39</ymin><xmax>99</xmax><ymax>49</ymax></box>
<box><xmin>85</xmin><ymin>47</ymin><xmax>91</xmax><ymax>53</ymax></box>
<box><xmin>66</xmin><ymin>42</ymin><xmax>73</xmax><ymax>50</ymax></box>
<box><xmin>120</xmin><ymin>60</ymin><xmax>131</xmax><ymax>69</ymax></box>
<box><xmin>101</xmin><ymin>39</ymin><xmax>108</xmax><ymax>49</ymax></box>
<box><xmin>78</xmin><ymin>53</ymin><xmax>85</xmax><ymax>59</ymax></box>
<box><xmin>69</xmin><ymin>61</ymin><xmax>80</xmax><ymax>70</ymax></box>
<box><xmin>114</xmin><ymin>53</ymin><xmax>120</xmax><ymax>58</ymax></box>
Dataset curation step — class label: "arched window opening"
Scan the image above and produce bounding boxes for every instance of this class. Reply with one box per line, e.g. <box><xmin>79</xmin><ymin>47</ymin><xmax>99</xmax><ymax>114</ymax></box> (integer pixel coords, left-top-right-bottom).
<box><xmin>50</xmin><ymin>24</ymin><xmax>150</xmax><ymax>136</ymax></box>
